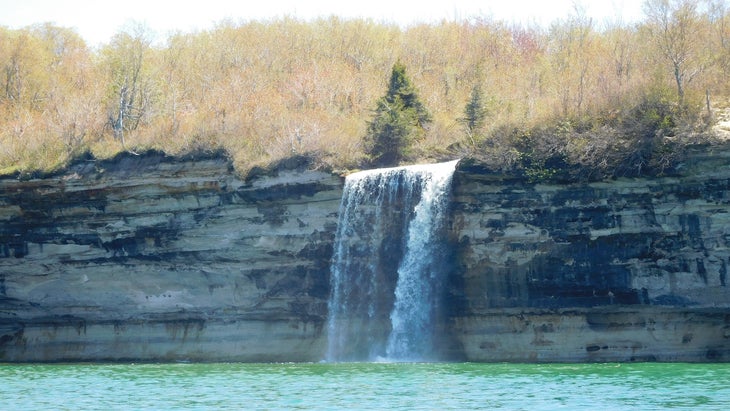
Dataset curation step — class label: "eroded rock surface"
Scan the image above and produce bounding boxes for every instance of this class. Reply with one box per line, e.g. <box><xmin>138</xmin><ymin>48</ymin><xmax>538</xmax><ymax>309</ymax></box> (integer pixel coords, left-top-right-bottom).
<box><xmin>0</xmin><ymin>153</ymin><xmax>341</xmax><ymax>361</ymax></box>
<box><xmin>1</xmin><ymin>148</ymin><xmax>729</xmax><ymax>362</ymax></box>
<box><xmin>449</xmin><ymin>149</ymin><xmax>730</xmax><ymax>361</ymax></box>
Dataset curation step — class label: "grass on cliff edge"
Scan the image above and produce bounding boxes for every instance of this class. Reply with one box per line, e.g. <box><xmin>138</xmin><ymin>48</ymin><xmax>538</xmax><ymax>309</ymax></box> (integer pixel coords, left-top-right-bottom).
<box><xmin>11</xmin><ymin>95</ymin><xmax>730</xmax><ymax>183</ymax></box>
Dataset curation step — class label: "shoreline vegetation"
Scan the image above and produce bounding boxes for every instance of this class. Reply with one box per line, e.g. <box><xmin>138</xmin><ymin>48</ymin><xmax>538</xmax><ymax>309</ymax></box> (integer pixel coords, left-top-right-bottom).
<box><xmin>2</xmin><ymin>0</ymin><xmax>730</xmax><ymax>181</ymax></box>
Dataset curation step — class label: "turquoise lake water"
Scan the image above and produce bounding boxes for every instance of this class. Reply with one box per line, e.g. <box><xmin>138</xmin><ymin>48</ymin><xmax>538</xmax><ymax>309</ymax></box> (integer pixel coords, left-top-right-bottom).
<box><xmin>1</xmin><ymin>362</ymin><xmax>728</xmax><ymax>410</ymax></box>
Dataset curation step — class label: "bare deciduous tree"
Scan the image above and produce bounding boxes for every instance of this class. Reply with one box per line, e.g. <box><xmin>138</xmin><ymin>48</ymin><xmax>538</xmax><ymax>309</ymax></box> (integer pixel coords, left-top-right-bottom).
<box><xmin>643</xmin><ymin>0</ymin><xmax>706</xmax><ymax>106</ymax></box>
<box><xmin>103</xmin><ymin>23</ymin><xmax>156</xmax><ymax>151</ymax></box>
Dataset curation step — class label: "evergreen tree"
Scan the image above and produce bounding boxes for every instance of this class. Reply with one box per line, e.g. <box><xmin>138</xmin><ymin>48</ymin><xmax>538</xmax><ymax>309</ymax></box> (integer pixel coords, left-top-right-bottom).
<box><xmin>365</xmin><ymin>61</ymin><xmax>431</xmax><ymax>167</ymax></box>
<box><xmin>463</xmin><ymin>84</ymin><xmax>488</xmax><ymax>137</ymax></box>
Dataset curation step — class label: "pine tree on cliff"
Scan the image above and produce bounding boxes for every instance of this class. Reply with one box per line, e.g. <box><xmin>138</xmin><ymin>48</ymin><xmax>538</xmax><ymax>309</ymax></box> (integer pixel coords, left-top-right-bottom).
<box><xmin>462</xmin><ymin>83</ymin><xmax>488</xmax><ymax>143</ymax></box>
<box><xmin>365</xmin><ymin>61</ymin><xmax>431</xmax><ymax>167</ymax></box>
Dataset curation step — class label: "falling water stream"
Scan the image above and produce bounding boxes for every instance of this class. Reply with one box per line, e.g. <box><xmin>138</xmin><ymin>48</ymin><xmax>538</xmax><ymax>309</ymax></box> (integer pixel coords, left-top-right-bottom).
<box><xmin>326</xmin><ymin>160</ymin><xmax>458</xmax><ymax>362</ymax></box>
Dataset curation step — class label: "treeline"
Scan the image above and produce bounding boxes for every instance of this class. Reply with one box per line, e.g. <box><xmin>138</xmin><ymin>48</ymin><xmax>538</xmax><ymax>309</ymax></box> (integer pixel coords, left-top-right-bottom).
<box><xmin>1</xmin><ymin>0</ymin><xmax>729</xmax><ymax>177</ymax></box>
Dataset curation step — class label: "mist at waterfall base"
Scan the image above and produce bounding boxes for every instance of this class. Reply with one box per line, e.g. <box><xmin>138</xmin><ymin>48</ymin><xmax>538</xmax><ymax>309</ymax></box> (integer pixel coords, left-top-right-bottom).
<box><xmin>327</xmin><ymin>160</ymin><xmax>458</xmax><ymax>362</ymax></box>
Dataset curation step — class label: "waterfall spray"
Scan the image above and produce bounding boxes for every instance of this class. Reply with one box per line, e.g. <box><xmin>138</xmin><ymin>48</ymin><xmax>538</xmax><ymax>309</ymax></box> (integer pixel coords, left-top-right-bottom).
<box><xmin>326</xmin><ymin>160</ymin><xmax>458</xmax><ymax>362</ymax></box>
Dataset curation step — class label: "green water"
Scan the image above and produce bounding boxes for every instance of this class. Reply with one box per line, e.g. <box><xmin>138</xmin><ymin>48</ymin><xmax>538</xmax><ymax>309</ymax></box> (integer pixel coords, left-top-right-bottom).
<box><xmin>1</xmin><ymin>362</ymin><xmax>728</xmax><ymax>410</ymax></box>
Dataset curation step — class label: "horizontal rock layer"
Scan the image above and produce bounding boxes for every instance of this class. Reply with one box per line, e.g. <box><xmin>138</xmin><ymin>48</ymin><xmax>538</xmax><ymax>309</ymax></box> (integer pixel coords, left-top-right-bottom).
<box><xmin>448</xmin><ymin>149</ymin><xmax>730</xmax><ymax>361</ymax></box>
<box><xmin>0</xmin><ymin>153</ymin><xmax>340</xmax><ymax>361</ymax></box>
<box><xmin>1</xmin><ymin>149</ymin><xmax>729</xmax><ymax>362</ymax></box>
<box><xmin>452</xmin><ymin>307</ymin><xmax>729</xmax><ymax>362</ymax></box>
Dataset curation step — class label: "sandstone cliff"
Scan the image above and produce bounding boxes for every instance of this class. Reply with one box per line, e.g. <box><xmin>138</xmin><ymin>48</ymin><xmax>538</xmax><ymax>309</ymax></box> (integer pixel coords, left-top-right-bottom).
<box><xmin>448</xmin><ymin>148</ymin><xmax>730</xmax><ymax>361</ymax></box>
<box><xmin>1</xmin><ymin>148</ymin><xmax>729</xmax><ymax>362</ymax></box>
<box><xmin>0</xmin><ymin>153</ymin><xmax>341</xmax><ymax>361</ymax></box>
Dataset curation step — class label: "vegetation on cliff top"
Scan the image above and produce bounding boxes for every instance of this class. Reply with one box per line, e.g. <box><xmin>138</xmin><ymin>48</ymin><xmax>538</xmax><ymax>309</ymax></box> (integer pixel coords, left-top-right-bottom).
<box><xmin>1</xmin><ymin>0</ymin><xmax>730</xmax><ymax>179</ymax></box>
<box><xmin>364</xmin><ymin>61</ymin><xmax>431</xmax><ymax>167</ymax></box>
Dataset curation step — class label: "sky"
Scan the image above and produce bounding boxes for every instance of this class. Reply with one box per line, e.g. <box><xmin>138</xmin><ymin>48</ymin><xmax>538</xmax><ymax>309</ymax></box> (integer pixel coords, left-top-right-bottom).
<box><xmin>0</xmin><ymin>0</ymin><xmax>645</xmax><ymax>47</ymax></box>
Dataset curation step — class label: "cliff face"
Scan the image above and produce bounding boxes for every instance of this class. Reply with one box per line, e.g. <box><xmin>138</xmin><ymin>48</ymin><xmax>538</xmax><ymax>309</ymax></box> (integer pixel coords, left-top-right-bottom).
<box><xmin>1</xmin><ymin>149</ymin><xmax>729</xmax><ymax>362</ymax></box>
<box><xmin>448</xmin><ymin>149</ymin><xmax>730</xmax><ymax>361</ymax></box>
<box><xmin>0</xmin><ymin>153</ymin><xmax>342</xmax><ymax>361</ymax></box>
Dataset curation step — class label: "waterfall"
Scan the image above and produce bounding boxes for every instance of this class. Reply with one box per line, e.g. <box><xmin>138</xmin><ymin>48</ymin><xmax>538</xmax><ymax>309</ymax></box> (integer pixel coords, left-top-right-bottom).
<box><xmin>326</xmin><ymin>160</ymin><xmax>458</xmax><ymax>362</ymax></box>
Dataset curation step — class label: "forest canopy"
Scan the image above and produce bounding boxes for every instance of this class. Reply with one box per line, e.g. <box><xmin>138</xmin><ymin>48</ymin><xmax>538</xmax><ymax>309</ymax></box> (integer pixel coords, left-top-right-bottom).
<box><xmin>1</xmin><ymin>0</ymin><xmax>730</xmax><ymax>179</ymax></box>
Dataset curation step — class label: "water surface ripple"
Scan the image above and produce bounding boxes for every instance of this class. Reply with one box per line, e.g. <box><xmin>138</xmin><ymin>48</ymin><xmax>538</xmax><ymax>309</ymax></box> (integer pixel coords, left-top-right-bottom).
<box><xmin>1</xmin><ymin>362</ymin><xmax>728</xmax><ymax>410</ymax></box>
